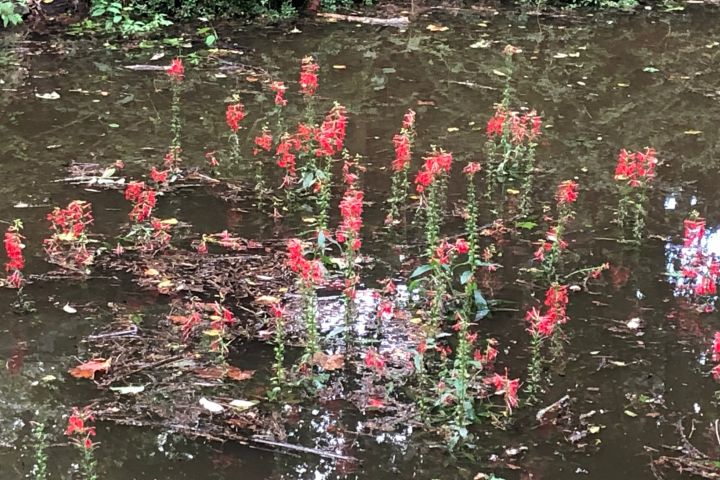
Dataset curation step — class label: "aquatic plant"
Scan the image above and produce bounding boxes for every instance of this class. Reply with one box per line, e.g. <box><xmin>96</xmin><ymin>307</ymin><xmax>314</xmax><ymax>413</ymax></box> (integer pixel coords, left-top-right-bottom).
<box><xmin>30</xmin><ymin>421</ymin><xmax>48</xmax><ymax>480</ymax></box>
<box><xmin>614</xmin><ymin>147</ymin><xmax>657</xmax><ymax>242</ymax></box>
<box><xmin>4</xmin><ymin>219</ymin><xmax>24</xmax><ymax>289</ymax></box>
<box><xmin>533</xmin><ymin>180</ymin><xmax>579</xmax><ymax>281</ymax></box>
<box><xmin>415</xmin><ymin>147</ymin><xmax>452</xmax><ymax>258</ymax></box>
<box><xmin>299</xmin><ymin>55</ymin><xmax>319</xmax><ymax>122</ymax></box>
<box><xmin>385</xmin><ymin>109</ymin><xmax>416</xmax><ymax>226</ymax></box>
<box><xmin>287</xmin><ymin>238</ymin><xmax>325</xmax><ymax>361</ymax></box>
<box><xmin>484</xmin><ymin>369</ymin><xmax>520</xmax><ymax>416</ymax></box>
<box><xmin>252</xmin><ymin>127</ymin><xmax>273</xmax><ymax>196</ymax></box>
<box><xmin>484</xmin><ymin>46</ymin><xmax>542</xmax><ymax>187</ymax></box>
<box><xmin>44</xmin><ymin>200</ymin><xmax>94</xmax><ymax>271</ymax></box>
<box><xmin>166</xmin><ymin>58</ymin><xmax>184</xmax><ymax>169</ymax></box>
<box><xmin>226</xmin><ymin>101</ymin><xmax>245</xmax><ymax>161</ymax></box>
<box><xmin>524</xmin><ymin>284</ymin><xmax>570</xmax><ymax>400</ymax></box>
<box><xmin>65</xmin><ymin>407</ymin><xmax>98</xmax><ymax>480</ymax></box>
<box><xmin>711</xmin><ymin>332</ymin><xmax>720</xmax><ymax>383</ymax></box>
<box><xmin>268</xmin><ymin>302</ymin><xmax>287</xmax><ymax>399</ymax></box>
<box><xmin>336</xmin><ymin>157</ymin><xmax>364</xmax><ymax>327</ymax></box>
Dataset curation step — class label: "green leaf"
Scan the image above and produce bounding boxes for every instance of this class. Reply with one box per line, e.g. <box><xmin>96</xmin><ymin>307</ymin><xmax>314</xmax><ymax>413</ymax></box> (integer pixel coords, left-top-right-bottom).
<box><xmin>205</xmin><ymin>34</ymin><xmax>217</xmax><ymax>47</ymax></box>
<box><xmin>515</xmin><ymin>220</ymin><xmax>537</xmax><ymax>230</ymax></box>
<box><xmin>301</xmin><ymin>172</ymin><xmax>315</xmax><ymax>189</ymax></box>
<box><xmin>410</xmin><ymin>264</ymin><xmax>432</xmax><ymax>278</ymax></box>
<box><xmin>459</xmin><ymin>270</ymin><xmax>473</xmax><ymax>285</ymax></box>
<box><xmin>474</xmin><ymin>289</ymin><xmax>490</xmax><ymax>319</ymax></box>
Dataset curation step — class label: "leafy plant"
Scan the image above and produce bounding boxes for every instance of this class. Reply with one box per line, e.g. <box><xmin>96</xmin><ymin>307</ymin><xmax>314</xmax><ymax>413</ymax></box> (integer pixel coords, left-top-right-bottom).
<box><xmin>83</xmin><ymin>0</ymin><xmax>173</xmax><ymax>35</ymax></box>
<box><xmin>0</xmin><ymin>0</ymin><xmax>24</xmax><ymax>27</ymax></box>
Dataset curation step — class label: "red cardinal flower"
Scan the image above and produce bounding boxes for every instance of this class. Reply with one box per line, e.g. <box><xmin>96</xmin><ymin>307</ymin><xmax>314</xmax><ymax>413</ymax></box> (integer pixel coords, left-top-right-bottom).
<box><xmin>555</xmin><ymin>180</ymin><xmax>579</xmax><ymax>205</ymax></box>
<box><xmin>454</xmin><ymin>238</ymin><xmax>469</xmax><ymax>254</ymax></box>
<box><xmin>253</xmin><ymin>130</ymin><xmax>273</xmax><ymax>155</ymax></box>
<box><xmin>166</xmin><ymin>58</ymin><xmax>184</xmax><ymax>79</ymax></box>
<box><xmin>150</xmin><ymin>167</ymin><xmax>169</xmax><ymax>184</ymax></box>
<box><xmin>226</xmin><ymin>103</ymin><xmax>245</xmax><ymax>133</ymax></box>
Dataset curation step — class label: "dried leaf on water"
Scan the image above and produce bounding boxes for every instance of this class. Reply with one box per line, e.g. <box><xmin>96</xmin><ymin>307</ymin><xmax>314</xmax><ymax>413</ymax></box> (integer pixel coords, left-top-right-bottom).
<box><xmin>311</xmin><ymin>352</ymin><xmax>345</xmax><ymax>371</ymax></box>
<box><xmin>69</xmin><ymin>358</ymin><xmax>111</xmax><ymax>379</ymax></box>
<box><xmin>110</xmin><ymin>385</ymin><xmax>145</xmax><ymax>395</ymax></box>
<box><xmin>229</xmin><ymin>399</ymin><xmax>258</xmax><ymax>411</ymax></box>
<box><xmin>426</xmin><ymin>24</ymin><xmax>449</xmax><ymax>32</ymax></box>
<box><xmin>63</xmin><ymin>303</ymin><xmax>78</xmax><ymax>314</ymax></box>
<box><xmin>226</xmin><ymin>367</ymin><xmax>254</xmax><ymax>381</ymax></box>
<box><xmin>254</xmin><ymin>295</ymin><xmax>280</xmax><ymax>305</ymax></box>
<box><xmin>36</xmin><ymin>92</ymin><xmax>60</xmax><ymax>100</ymax></box>
<box><xmin>193</xmin><ymin>366</ymin><xmax>226</xmax><ymax>380</ymax></box>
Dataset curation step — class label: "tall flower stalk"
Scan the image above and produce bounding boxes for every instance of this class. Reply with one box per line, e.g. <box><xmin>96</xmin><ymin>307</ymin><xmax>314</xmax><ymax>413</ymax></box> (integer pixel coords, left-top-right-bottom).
<box><xmin>614</xmin><ymin>147</ymin><xmax>657</xmax><ymax>242</ymax></box>
<box><xmin>299</xmin><ymin>56</ymin><xmax>319</xmax><ymax>123</ymax></box>
<box><xmin>287</xmin><ymin>239</ymin><xmax>325</xmax><ymax>361</ymax></box>
<box><xmin>524</xmin><ymin>284</ymin><xmax>569</xmax><ymax>402</ymax></box>
<box><xmin>166</xmin><ymin>58</ymin><xmax>184</xmax><ymax>170</ymax></box>
<box><xmin>4</xmin><ymin>219</ymin><xmax>25</xmax><ymax>289</ymax></box>
<box><xmin>268</xmin><ymin>302</ymin><xmax>286</xmax><ymax>400</ymax></box>
<box><xmin>534</xmin><ymin>180</ymin><xmax>578</xmax><ymax>282</ymax></box>
<box><xmin>415</xmin><ymin>148</ymin><xmax>453</xmax><ymax>257</ymax></box>
<box><xmin>385</xmin><ymin>109</ymin><xmax>416</xmax><ymax>225</ymax></box>
<box><xmin>226</xmin><ymin>101</ymin><xmax>246</xmax><ymax>162</ymax></box>
<box><xmin>313</xmin><ymin>103</ymin><xmax>347</xmax><ymax>236</ymax></box>
<box><xmin>31</xmin><ymin>421</ymin><xmax>48</xmax><ymax>480</ymax></box>
<box><xmin>252</xmin><ymin>127</ymin><xmax>273</xmax><ymax>197</ymax></box>
<box><xmin>484</xmin><ymin>46</ymin><xmax>542</xmax><ymax>188</ymax></box>
<box><xmin>65</xmin><ymin>407</ymin><xmax>98</xmax><ymax>480</ymax></box>
<box><xmin>336</xmin><ymin>158</ymin><xmax>364</xmax><ymax>331</ymax></box>
<box><xmin>450</xmin><ymin>162</ymin><xmax>484</xmax><ymax>426</ymax></box>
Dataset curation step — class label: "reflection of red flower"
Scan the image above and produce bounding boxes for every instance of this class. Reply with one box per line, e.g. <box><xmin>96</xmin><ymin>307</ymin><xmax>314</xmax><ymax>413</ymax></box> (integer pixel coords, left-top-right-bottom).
<box><xmin>364</xmin><ymin>347</ymin><xmax>385</xmax><ymax>372</ymax></box>
<box><xmin>683</xmin><ymin>218</ymin><xmax>706</xmax><ymax>248</ymax></box>
<box><xmin>270</xmin><ymin>81</ymin><xmax>287</xmax><ymax>106</ymax></box>
<box><xmin>299</xmin><ymin>56</ymin><xmax>319</xmax><ymax>97</ymax></box>
<box><xmin>463</xmin><ymin>162</ymin><xmax>482</xmax><ymax>176</ymax></box>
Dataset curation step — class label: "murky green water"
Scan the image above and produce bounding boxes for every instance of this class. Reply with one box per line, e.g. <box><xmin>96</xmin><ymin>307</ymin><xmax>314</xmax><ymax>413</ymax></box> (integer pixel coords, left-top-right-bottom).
<box><xmin>3</xmin><ymin>7</ymin><xmax>720</xmax><ymax>479</ymax></box>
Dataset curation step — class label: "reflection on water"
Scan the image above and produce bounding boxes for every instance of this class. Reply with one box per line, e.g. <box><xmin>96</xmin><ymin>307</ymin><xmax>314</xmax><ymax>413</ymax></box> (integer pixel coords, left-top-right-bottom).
<box><xmin>6</xmin><ymin>7</ymin><xmax>720</xmax><ymax>480</ymax></box>
<box><xmin>665</xmin><ymin>217</ymin><xmax>719</xmax><ymax>312</ymax></box>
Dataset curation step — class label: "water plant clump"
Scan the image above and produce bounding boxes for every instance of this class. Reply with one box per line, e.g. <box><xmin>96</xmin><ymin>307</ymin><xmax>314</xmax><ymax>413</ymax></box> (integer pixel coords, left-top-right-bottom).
<box><xmin>613</xmin><ymin>147</ymin><xmax>658</xmax><ymax>242</ymax></box>
<box><xmin>6</xmin><ymin>47</ymin><xmax>709</xmax><ymax>479</ymax></box>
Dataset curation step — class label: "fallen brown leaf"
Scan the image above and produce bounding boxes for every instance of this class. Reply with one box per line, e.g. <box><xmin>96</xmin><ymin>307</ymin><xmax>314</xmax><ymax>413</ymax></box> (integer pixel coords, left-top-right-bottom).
<box><xmin>69</xmin><ymin>358</ymin><xmax>111</xmax><ymax>379</ymax></box>
<box><xmin>193</xmin><ymin>366</ymin><xmax>226</xmax><ymax>380</ymax></box>
<box><xmin>312</xmin><ymin>352</ymin><xmax>345</xmax><ymax>371</ymax></box>
<box><xmin>226</xmin><ymin>366</ymin><xmax>255</xmax><ymax>381</ymax></box>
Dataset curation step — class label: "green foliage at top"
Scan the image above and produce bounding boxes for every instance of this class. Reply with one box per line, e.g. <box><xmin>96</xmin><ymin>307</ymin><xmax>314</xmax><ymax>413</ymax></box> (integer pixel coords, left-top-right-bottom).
<box><xmin>0</xmin><ymin>0</ymin><xmax>25</xmax><ymax>27</ymax></box>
